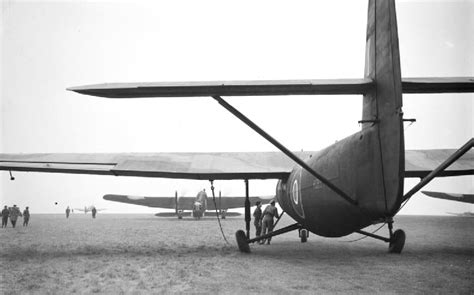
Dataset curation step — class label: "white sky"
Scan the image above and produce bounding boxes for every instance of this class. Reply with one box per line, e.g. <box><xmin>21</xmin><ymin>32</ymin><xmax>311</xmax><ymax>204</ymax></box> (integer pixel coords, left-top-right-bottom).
<box><xmin>0</xmin><ymin>0</ymin><xmax>472</xmax><ymax>214</ymax></box>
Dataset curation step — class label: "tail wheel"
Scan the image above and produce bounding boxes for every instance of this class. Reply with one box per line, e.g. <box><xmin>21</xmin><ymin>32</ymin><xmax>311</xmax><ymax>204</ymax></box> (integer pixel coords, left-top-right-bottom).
<box><xmin>388</xmin><ymin>229</ymin><xmax>406</xmax><ymax>254</ymax></box>
<box><xmin>235</xmin><ymin>230</ymin><xmax>250</xmax><ymax>253</ymax></box>
<box><xmin>299</xmin><ymin>228</ymin><xmax>308</xmax><ymax>243</ymax></box>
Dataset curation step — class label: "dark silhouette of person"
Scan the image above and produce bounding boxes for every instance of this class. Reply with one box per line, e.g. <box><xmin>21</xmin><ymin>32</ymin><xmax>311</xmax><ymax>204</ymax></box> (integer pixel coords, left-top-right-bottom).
<box><xmin>23</xmin><ymin>207</ymin><xmax>30</xmax><ymax>227</ymax></box>
<box><xmin>66</xmin><ymin>206</ymin><xmax>71</xmax><ymax>218</ymax></box>
<box><xmin>1</xmin><ymin>206</ymin><xmax>9</xmax><ymax>228</ymax></box>
<box><xmin>253</xmin><ymin>201</ymin><xmax>263</xmax><ymax>239</ymax></box>
<box><xmin>261</xmin><ymin>200</ymin><xmax>279</xmax><ymax>245</ymax></box>
<box><xmin>9</xmin><ymin>205</ymin><xmax>22</xmax><ymax>228</ymax></box>
<box><xmin>91</xmin><ymin>207</ymin><xmax>97</xmax><ymax>218</ymax></box>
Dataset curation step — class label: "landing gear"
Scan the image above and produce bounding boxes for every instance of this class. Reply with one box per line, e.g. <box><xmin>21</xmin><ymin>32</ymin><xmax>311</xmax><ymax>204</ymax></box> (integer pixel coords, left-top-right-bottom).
<box><xmin>236</xmin><ymin>223</ymin><xmax>302</xmax><ymax>253</ymax></box>
<box><xmin>355</xmin><ymin>219</ymin><xmax>406</xmax><ymax>254</ymax></box>
<box><xmin>299</xmin><ymin>228</ymin><xmax>308</xmax><ymax>243</ymax></box>
<box><xmin>236</xmin><ymin>230</ymin><xmax>250</xmax><ymax>253</ymax></box>
<box><xmin>388</xmin><ymin>229</ymin><xmax>406</xmax><ymax>254</ymax></box>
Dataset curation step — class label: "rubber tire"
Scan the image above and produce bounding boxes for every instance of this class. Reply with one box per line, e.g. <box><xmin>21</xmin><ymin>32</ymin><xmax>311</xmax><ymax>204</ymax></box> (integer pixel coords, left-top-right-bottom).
<box><xmin>300</xmin><ymin>229</ymin><xmax>308</xmax><ymax>243</ymax></box>
<box><xmin>388</xmin><ymin>229</ymin><xmax>406</xmax><ymax>254</ymax></box>
<box><xmin>235</xmin><ymin>230</ymin><xmax>250</xmax><ymax>253</ymax></box>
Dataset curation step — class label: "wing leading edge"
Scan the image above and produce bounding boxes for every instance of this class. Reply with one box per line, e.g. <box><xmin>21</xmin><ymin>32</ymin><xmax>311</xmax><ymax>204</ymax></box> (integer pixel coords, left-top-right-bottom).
<box><xmin>67</xmin><ymin>77</ymin><xmax>474</xmax><ymax>98</ymax></box>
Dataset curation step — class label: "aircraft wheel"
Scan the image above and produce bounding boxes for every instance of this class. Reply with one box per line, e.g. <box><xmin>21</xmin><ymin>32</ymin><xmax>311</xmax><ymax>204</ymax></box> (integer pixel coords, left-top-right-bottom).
<box><xmin>235</xmin><ymin>230</ymin><xmax>250</xmax><ymax>253</ymax></box>
<box><xmin>388</xmin><ymin>229</ymin><xmax>406</xmax><ymax>254</ymax></box>
<box><xmin>299</xmin><ymin>229</ymin><xmax>308</xmax><ymax>243</ymax></box>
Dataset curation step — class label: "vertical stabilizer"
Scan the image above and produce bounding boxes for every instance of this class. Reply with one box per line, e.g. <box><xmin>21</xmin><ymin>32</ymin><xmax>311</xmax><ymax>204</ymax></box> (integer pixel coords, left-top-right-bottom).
<box><xmin>363</xmin><ymin>0</ymin><xmax>404</xmax><ymax>215</ymax></box>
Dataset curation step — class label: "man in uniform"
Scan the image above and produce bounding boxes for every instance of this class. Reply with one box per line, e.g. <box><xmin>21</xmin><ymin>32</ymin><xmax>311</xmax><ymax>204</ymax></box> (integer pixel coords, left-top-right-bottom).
<box><xmin>253</xmin><ymin>201</ymin><xmax>263</xmax><ymax>239</ymax></box>
<box><xmin>1</xmin><ymin>205</ymin><xmax>9</xmax><ymax>228</ymax></box>
<box><xmin>23</xmin><ymin>207</ymin><xmax>30</xmax><ymax>227</ymax></box>
<box><xmin>261</xmin><ymin>200</ymin><xmax>279</xmax><ymax>245</ymax></box>
<box><xmin>9</xmin><ymin>205</ymin><xmax>22</xmax><ymax>228</ymax></box>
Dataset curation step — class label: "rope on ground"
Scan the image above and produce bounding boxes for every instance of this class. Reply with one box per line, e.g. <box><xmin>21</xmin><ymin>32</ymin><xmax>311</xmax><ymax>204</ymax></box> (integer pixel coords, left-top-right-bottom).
<box><xmin>210</xmin><ymin>180</ymin><xmax>230</xmax><ymax>245</ymax></box>
<box><xmin>343</xmin><ymin>222</ymin><xmax>387</xmax><ymax>243</ymax></box>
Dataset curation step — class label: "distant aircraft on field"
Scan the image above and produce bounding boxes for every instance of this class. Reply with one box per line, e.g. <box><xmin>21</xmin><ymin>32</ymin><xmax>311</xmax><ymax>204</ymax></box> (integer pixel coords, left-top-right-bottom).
<box><xmin>422</xmin><ymin>191</ymin><xmax>473</xmax><ymax>217</ymax></box>
<box><xmin>447</xmin><ymin>212</ymin><xmax>474</xmax><ymax>217</ymax></box>
<box><xmin>104</xmin><ymin>190</ymin><xmax>273</xmax><ymax>219</ymax></box>
<box><xmin>74</xmin><ymin>206</ymin><xmax>105</xmax><ymax>214</ymax></box>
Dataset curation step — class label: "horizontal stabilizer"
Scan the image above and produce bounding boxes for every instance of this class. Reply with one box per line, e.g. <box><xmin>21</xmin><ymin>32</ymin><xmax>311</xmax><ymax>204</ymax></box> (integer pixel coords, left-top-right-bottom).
<box><xmin>68</xmin><ymin>79</ymin><xmax>374</xmax><ymax>98</ymax></box>
<box><xmin>68</xmin><ymin>77</ymin><xmax>474</xmax><ymax>98</ymax></box>
<box><xmin>422</xmin><ymin>191</ymin><xmax>474</xmax><ymax>204</ymax></box>
<box><xmin>402</xmin><ymin>77</ymin><xmax>474</xmax><ymax>94</ymax></box>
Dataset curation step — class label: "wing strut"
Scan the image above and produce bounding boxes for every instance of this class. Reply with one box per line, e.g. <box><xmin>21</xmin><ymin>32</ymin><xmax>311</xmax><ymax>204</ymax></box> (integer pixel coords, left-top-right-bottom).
<box><xmin>211</xmin><ymin>95</ymin><xmax>358</xmax><ymax>207</ymax></box>
<box><xmin>402</xmin><ymin>138</ymin><xmax>473</xmax><ymax>203</ymax></box>
<box><xmin>244</xmin><ymin>179</ymin><xmax>251</xmax><ymax>239</ymax></box>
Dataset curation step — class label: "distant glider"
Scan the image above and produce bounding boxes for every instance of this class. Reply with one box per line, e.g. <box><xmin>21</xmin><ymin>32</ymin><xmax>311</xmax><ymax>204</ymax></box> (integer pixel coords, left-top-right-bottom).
<box><xmin>74</xmin><ymin>205</ymin><xmax>106</xmax><ymax>214</ymax></box>
<box><xmin>104</xmin><ymin>190</ymin><xmax>272</xmax><ymax>219</ymax></box>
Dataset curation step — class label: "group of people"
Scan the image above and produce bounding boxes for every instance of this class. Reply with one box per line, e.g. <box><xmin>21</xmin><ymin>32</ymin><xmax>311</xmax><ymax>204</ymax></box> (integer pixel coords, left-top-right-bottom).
<box><xmin>65</xmin><ymin>206</ymin><xmax>97</xmax><ymax>218</ymax></box>
<box><xmin>253</xmin><ymin>200</ymin><xmax>279</xmax><ymax>245</ymax></box>
<box><xmin>1</xmin><ymin>205</ymin><xmax>30</xmax><ymax>228</ymax></box>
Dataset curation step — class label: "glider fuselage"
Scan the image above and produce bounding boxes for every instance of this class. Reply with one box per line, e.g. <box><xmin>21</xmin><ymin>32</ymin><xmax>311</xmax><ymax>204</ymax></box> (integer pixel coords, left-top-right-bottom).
<box><xmin>276</xmin><ymin>0</ymin><xmax>405</xmax><ymax>237</ymax></box>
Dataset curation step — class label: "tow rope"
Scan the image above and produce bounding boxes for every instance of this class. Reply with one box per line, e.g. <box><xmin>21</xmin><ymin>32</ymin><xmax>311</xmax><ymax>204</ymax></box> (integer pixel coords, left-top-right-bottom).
<box><xmin>210</xmin><ymin>180</ymin><xmax>230</xmax><ymax>245</ymax></box>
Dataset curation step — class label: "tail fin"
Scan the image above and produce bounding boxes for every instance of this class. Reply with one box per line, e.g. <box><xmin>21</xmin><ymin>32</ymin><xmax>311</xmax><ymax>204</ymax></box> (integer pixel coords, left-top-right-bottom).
<box><xmin>363</xmin><ymin>0</ymin><xmax>404</xmax><ymax>215</ymax></box>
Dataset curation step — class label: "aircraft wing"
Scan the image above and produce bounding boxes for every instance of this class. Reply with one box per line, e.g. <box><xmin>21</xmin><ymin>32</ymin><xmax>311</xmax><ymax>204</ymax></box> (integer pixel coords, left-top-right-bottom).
<box><xmin>422</xmin><ymin>191</ymin><xmax>474</xmax><ymax>204</ymax></box>
<box><xmin>404</xmin><ymin>149</ymin><xmax>474</xmax><ymax>178</ymax></box>
<box><xmin>207</xmin><ymin>196</ymin><xmax>274</xmax><ymax>210</ymax></box>
<box><xmin>0</xmin><ymin>152</ymin><xmax>314</xmax><ymax>180</ymax></box>
<box><xmin>68</xmin><ymin>77</ymin><xmax>474</xmax><ymax>98</ymax></box>
<box><xmin>104</xmin><ymin>194</ymin><xmax>196</xmax><ymax>208</ymax></box>
<box><xmin>1</xmin><ymin>149</ymin><xmax>471</xmax><ymax>180</ymax></box>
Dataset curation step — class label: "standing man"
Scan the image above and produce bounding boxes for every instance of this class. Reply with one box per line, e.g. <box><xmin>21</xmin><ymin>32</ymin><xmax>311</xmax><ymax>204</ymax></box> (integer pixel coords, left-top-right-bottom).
<box><xmin>66</xmin><ymin>206</ymin><xmax>71</xmax><ymax>218</ymax></box>
<box><xmin>23</xmin><ymin>207</ymin><xmax>30</xmax><ymax>227</ymax></box>
<box><xmin>91</xmin><ymin>207</ymin><xmax>97</xmax><ymax>218</ymax></box>
<box><xmin>261</xmin><ymin>200</ymin><xmax>279</xmax><ymax>245</ymax></box>
<box><xmin>1</xmin><ymin>206</ymin><xmax>9</xmax><ymax>228</ymax></box>
<box><xmin>9</xmin><ymin>205</ymin><xmax>22</xmax><ymax>228</ymax></box>
<box><xmin>253</xmin><ymin>201</ymin><xmax>263</xmax><ymax>239</ymax></box>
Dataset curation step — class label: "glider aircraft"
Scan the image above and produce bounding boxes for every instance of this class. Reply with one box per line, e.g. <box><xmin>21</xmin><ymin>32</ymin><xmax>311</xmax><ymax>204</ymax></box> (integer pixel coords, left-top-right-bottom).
<box><xmin>1</xmin><ymin>0</ymin><xmax>473</xmax><ymax>253</ymax></box>
<box><xmin>74</xmin><ymin>205</ymin><xmax>105</xmax><ymax>215</ymax></box>
<box><xmin>103</xmin><ymin>189</ymin><xmax>273</xmax><ymax>219</ymax></box>
<box><xmin>422</xmin><ymin>191</ymin><xmax>473</xmax><ymax>217</ymax></box>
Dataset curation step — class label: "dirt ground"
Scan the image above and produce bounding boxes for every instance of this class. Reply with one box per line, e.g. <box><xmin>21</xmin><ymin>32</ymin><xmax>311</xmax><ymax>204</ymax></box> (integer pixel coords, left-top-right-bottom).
<box><xmin>0</xmin><ymin>214</ymin><xmax>472</xmax><ymax>294</ymax></box>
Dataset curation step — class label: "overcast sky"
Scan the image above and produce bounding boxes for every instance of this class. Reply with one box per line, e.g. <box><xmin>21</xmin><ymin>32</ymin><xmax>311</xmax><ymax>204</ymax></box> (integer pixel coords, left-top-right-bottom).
<box><xmin>1</xmin><ymin>0</ymin><xmax>472</xmax><ymax>215</ymax></box>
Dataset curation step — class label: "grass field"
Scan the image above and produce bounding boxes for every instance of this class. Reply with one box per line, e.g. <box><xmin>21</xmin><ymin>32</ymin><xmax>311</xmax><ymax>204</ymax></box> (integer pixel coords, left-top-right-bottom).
<box><xmin>0</xmin><ymin>214</ymin><xmax>472</xmax><ymax>294</ymax></box>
